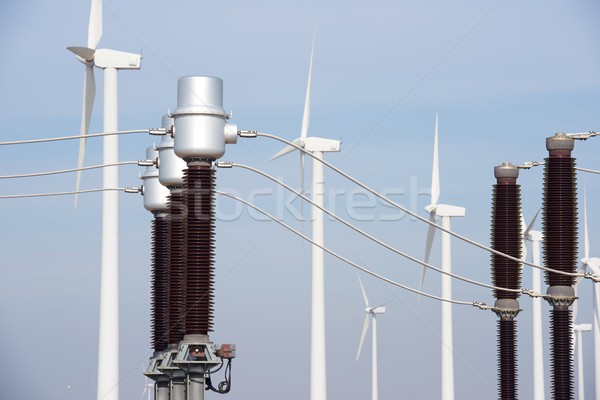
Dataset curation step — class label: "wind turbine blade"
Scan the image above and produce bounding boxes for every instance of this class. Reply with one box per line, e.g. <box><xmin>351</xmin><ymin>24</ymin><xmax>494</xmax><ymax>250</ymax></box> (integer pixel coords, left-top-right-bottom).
<box><xmin>356</xmin><ymin>313</ymin><xmax>370</xmax><ymax>361</ymax></box>
<box><xmin>357</xmin><ymin>273</ymin><xmax>369</xmax><ymax>307</ymax></box>
<box><xmin>88</xmin><ymin>0</ymin><xmax>103</xmax><ymax>49</ymax></box>
<box><xmin>520</xmin><ymin>211</ymin><xmax>528</xmax><ymax>261</ymax></box>
<box><xmin>300</xmin><ymin>152</ymin><xmax>305</xmax><ymax>220</ymax></box>
<box><xmin>524</xmin><ymin>207</ymin><xmax>541</xmax><ymax>237</ymax></box>
<box><xmin>74</xmin><ymin>64</ymin><xmax>96</xmax><ymax>207</ymax></box>
<box><xmin>430</xmin><ymin>113</ymin><xmax>440</xmax><ymax>207</ymax></box>
<box><xmin>67</xmin><ymin>46</ymin><xmax>96</xmax><ymax>62</ymax></box>
<box><xmin>300</xmin><ymin>36</ymin><xmax>314</xmax><ymax>141</ymax></box>
<box><xmin>271</xmin><ymin>144</ymin><xmax>297</xmax><ymax>160</ymax></box>
<box><xmin>420</xmin><ymin>214</ymin><xmax>437</xmax><ymax>291</ymax></box>
<box><xmin>584</xmin><ymin>186</ymin><xmax>589</xmax><ymax>260</ymax></box>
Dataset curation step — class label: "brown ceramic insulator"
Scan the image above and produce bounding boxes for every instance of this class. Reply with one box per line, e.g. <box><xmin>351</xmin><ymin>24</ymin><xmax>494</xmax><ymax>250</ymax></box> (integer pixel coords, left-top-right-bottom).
<box><xmin>183</xmin><ymin>165</ymin><xmax>215</xmax><ymax>335</ymax></box>
<box><xmin>491</xmin><ymin>184</ymin><xmax>522</xmax><ymax>300</ymax></box>
<box><xmin>550</xmin><ymin>309</ymin><xmax>574</xmax><ymax>400</ymax></box>
<box><xmin>543</xmin><ymin>157</ymin><xmax>578</xmax><ymax>287</ymax></box>
<box><xmin>497</xmin><ymin>319</ymin><xmax>518</xmax><ymax>400</ymax></box>
<box><xmin>166</xmin><ymin>190</ymin><xmax>186</xmax><ymax>344</ymax></box>
<box><xmin>151</xmin><ymin>215</ymin><xmax>169</xmax><ymax>351</ymax></box>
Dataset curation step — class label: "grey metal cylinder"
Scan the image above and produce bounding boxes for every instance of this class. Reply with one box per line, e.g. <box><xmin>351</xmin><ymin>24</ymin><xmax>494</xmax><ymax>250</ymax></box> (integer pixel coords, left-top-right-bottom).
<box><xmin>187</xmin><ymin>372</ymin><xmax>205</xmax><ymax>400</ymax></box>
<box><xmin>142</xmin><ymin>146</ymin><xmax>169</xmax><ymax>212</ymax></box>
<box><xmin>156</xmin><ymin>377</ymin><xmax>169</xmax><ymax>400</ymax></box>
<box><xmin>157</xmin><ymin>115</ymin><xmax>186</xmax><ymax>188</ymax></box>
<box><xmin>171</xmin><ymin>376</ymin><xmax>186</xmax><ymax>400</ymax></box>
<box><xmin>172</xmin><ymin>76</ymin><xmax>229</xmax><ymax>160</ymax></box>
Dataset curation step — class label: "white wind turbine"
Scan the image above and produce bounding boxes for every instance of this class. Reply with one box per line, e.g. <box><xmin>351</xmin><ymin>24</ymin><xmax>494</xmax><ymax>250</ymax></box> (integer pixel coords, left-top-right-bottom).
<box><xmin>521</xmin><ymin>209</ymin><xmax>545</xmax><ymax>400</ymax></box>
<box><xmin>68</xmin><ymin>1</ymin><xmax>141</xmax><ymax>400</ymax></box>
<box><xmin>574</xmin><ymin>323</ymin><xmax>592</xmax><ymax>400</ymax></box>
<box><xmin>356</xmin><ymin>275</ymin><xmax>386</xmax><ymax>400</ymax></box>
<box><xmin>420</xmin><ymin>113</ymin><xmax>465</xmax><ymax>400</ymax></box>
<box><xmin>271</xmin><ymin>38</ymin><xmax>341</xmax><ymax>400</ymax></box>
<box><xmin>580</xmin><ymin>188</ymin><xmax>600</xmax><ymax>400</ymax></box>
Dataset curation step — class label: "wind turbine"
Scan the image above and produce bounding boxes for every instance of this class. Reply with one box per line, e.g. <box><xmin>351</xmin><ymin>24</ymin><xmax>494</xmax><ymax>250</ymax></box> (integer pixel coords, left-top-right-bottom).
<box><xmin>420</xmin><ymin>113</ymin><xmax>465</xmax><ymax>400</ymax></box>
<box><xmin>580</xmin><ymin>188</ymin><xmax>600</xmax><ymax>400</ymax></box>
<box><xmin>574</xmin><ymin>323</ymin><xmax>592</xmax><ymax>400</ymax></box>
<box><xmin>271</xmin><ymin>38</ymin><xmax>341</xmax><ymax>400</ymax></box>
<box><xmin>522</xmin><ymin>209</ymin><xmax>545</xmax><ymax>400</ymax></box>
<box><xmin>356</xmin><ymin>275</ymin><xmax>385</xmax><ymax>400</ymax></box>
<box><xmin>68</xmin><ymin>1</ymin><xmax>141</xmax><ymax>400</ymax></box>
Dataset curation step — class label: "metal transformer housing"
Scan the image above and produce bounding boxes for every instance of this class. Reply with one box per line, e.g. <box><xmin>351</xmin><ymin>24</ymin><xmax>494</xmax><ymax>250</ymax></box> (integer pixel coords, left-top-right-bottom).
<box><xmin>157</xmin><ymin>115</ymin><xmax>186</xmax><ymax>188</ymax></box>
<box><xmin>142</xmin><ymin>146</ymin><xmax>169</xmax><ymax>212</ymax></box>
<box><xmin>172</xmin><ymin>76</ymin><xmax>229</xmax><ymax>161</ymax></box>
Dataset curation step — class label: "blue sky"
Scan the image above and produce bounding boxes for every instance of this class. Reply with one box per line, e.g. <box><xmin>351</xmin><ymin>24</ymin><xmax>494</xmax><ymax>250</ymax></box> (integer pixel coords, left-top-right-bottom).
<box><xmin>1</xmin><ymin>1</ymin><xmax>599</xmax><ymax>399</ymax></box>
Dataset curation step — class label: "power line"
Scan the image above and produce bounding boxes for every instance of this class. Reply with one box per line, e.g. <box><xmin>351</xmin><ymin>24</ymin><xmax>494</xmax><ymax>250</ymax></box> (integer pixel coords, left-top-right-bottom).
<box><xmin>243</xmin><ymin>131</ymin><xmax>586</xmax><ymax>280</ymax></box>
<box><xmin>576</xmin><ymin>167</ymin><xmax>600</xmax><ymax>175</ymax></box>
<box><xmin>0</xmin><ymin>187</ymin><xmax>140</xmax><ymax>199</ymax></box>
<box><xmin>217</xmin><ymin>189</ymin><xmax>487</xmax><ymax>308</ymax></box>
<box><xmin>0</xmin><ymin>128</ymin><xmax>166</xmax><ymax>146</ymax></box>
<box><xmin>218</xmin><ymin>161</ymin><xmax>524</xmax><ymax>295</ymax></box>
<box><xmin>0</xmin><ymin>161</ymin><xmax>140</xmax><ymax>179</ymax></box>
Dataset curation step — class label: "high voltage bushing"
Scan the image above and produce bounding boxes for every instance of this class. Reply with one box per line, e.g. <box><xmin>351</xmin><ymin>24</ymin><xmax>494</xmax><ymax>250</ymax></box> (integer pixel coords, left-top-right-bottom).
<box><xmin>543</xmin><ymin>133</ymin><xmax>577</xmax><ymax>400</ymax></box>
<box><xmin>491</xmin><ymin>162</ymin><xmax>522</xmax><ymax>400</ymax></box>
<box><xmin>141</xmin><ymin>146</ymin><xmax>170</xmax><ymax>352</ymax></box>
<box><xmin>183</xmin><ymin>163</ymin><xmax>215</xmax><ymax>334</ymax></box>
<box><xmin>166</xmin><ymin>189</ymin><xmax>186</xmax><ymax>344</ymax></box>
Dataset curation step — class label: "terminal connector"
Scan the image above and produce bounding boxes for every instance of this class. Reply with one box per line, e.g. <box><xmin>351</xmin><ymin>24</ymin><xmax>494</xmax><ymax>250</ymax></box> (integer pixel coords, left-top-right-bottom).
<box><xmin>124</xmin><ymin>186</ymin><xmax>142</xmax><ymax>194</ymax></box>
<box><xmin>238</xmin><ymin>130</ymin><xmax>258</xmax><ymax>138</ymax></box>
<box><xmin>566</xmin><ymin>131</ymin><xmax>598</xmax><ymax>140</ymax></box>
<box><xmin>215</xmin><ymin>161</ymin><xmax>233</xmax><ymax>168</ymax></box>
<box><xmin>138</xmin><ymin>158</ymin><xmax>156</xmax><ymax>167</ymax></box>
<box><xmin>518</xmin><ymin>161</ymin><xmax>543</xmax><ymax>169</ymax></box>
<box><xmin>149</xmin><ymin>127</ymin><xmax>169</xmax><ymax>135</ymax></box>
<box><xmin>217</xmin><ymin>344</ymin><xmax>236</xmax><ymax>359</ymax></box>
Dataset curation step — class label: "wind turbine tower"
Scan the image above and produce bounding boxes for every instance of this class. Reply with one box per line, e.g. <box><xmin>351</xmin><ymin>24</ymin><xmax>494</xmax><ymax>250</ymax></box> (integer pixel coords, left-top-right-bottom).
<box><xmin>355</xmin><ymin>276</ymin><xmax>386</xmax><ymax>400</ymax></box>
<box><xmin>67</xmin><ymin>1</ymin><xmax>141</xmax><ymax>399</ymax></box>
<box><xmin>271</xmin><ymin>40</ymin><xmax>341</xmax><ymax>400</ymax></box>
<box><xmin>580</xmin><ymin>188</ymin><xmax>600</xmax><ymax>400</ymax></box>
<box><xmin>421</xmin><ymin>114</ymin><xmax>465</xmax><ymax>400</ymax></box>
<box><xmin>523</xmin><ymin>211</ymin><xmax>545</xmax><ymax>400</ymax></box>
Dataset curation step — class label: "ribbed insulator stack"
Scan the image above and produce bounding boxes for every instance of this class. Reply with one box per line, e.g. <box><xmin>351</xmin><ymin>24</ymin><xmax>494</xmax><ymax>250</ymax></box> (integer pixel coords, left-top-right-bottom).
<box><xmin>167</xmin><ymin>190</ymin><xmax>186</xmax><ymax>344</ymax></box>
<box><xmin>152</xmin><ymin>214</ymin><xmax>169</xmax><ymax>351</ymax></box>
<box><xmin>543</xmin><ymin>133</ymin><xmax>577</xmax><ymax>400</ymax></box>
<box><xmin>497</xmin><ymin>320</ymin><xmax>518</xmax><ymax>400</ymax></box>
<box><xmin>491</xmin><ymin>162</ymin><xmax>522</xmax><ymax>400</ymax></box>
<box><xmin>491</xmin><ymin>163</ymin><xmax>522</xmax><ymax>299</ymax></box>
<box><xmin>551</xmin><ymin>309</ymin><xmax>574</xmax><ymax>399</ymax></box>
<box><xmin>543</xmin><ymin>159</ymin><xmax>578</xmax><ymax>287</ymax></box>
<box><xmin>183</xmin><ymin>163</ymin><xmax>215</xmax><ymax>335</ymax></box>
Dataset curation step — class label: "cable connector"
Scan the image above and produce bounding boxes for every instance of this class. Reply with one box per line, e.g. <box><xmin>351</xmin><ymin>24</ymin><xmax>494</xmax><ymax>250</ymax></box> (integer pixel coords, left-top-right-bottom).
<box><xmin>566</xmin><ymin>131</ymin><xmax>598</xmax><ymax>140</ymax></box>
<box><xmin>585</xmin><ymin>272</ymin><xmax>600</xmax><ymax>282</ymax></box>
<box><xmin>148</xmin><ymin>127</ymin><xmax>169</xmax><ymax>136</ymax></box>
<box><xmin>522</xmin><ymin>288</ymin><xmax>542</xmax><ymax>298</ymax></box>
<box><xmin>472</xmin><ymin>302</ymin><xmax>489</xmax><ymax>310</ymax></box>
<box><xmin>238</xmin><ymin>130</ymin><xmax>257</xmax><ymax>138</ymax></box>
<box><xmin>138</xmin><ymin>159</ymin><xmax>156</xmax><ymax>167</ymax></box>
<box><xmin>124</xmin><ymin>186</ymin><xmax>142</xmax><ymax>194</ymax></box>
<box><xmin>215</xmin><ymin>161</ymin><xmax>233</xmax><ymax>168</ymax></box>
<box><xmin>518</xmin><ymin>161</ymin><xmax>543</xmax><ymax>169</ymax></box>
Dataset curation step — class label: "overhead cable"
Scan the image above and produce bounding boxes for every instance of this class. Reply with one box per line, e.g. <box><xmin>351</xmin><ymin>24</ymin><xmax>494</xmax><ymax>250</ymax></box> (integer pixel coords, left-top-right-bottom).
<box><xmin>0</xmin><ymin>161</ymin><xmax>142</xmax><ymax>179</ymax></box>
<box><xmin>0</xmin><ymin>128</ymin><xmax>166</xmax><ymax>146</ymax></box>
<box><xmin>242</xmin><ymin>131</ymin><xmax>586</xmax><ymax>280</ymax></box>
<box><xmin>216</xmin><ymin>189</ymin><xmax>486</xmax><ymax>308</ymax></box>
<box><xmin>217</xmin><ymin>161</ymin><xmax>524</xmax><ymax>295</ymax></box>
<box><xmin>0</xmin><ymin>187</ymin><xmax>140</xmax><ymax>199</ymax></box>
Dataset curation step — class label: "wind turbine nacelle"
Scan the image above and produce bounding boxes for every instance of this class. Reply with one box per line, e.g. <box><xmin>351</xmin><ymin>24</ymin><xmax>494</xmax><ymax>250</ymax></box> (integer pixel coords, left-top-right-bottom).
<box><xmin>94</xmin><ymin>48</ymin><xmax>142</xmax><ymax>69</ymax></box>
<box><xmin>172</xmin><ymin>76</ymin><xmax>237</xmax><ymax>161</ymax></box>
<box><xmin>141</xmin><ymin>146</ymin><xmax>169</xmax><ymax>212</ymax></box>
<box><xmin>303</xmin><ymin>136</ymin><xmax>341</xmax><ymax>153</ymax></box>
<box><xmin>434</xmin><ymin>204</ymin><xmax>466</xmax><ymax>217</ymax></box>
<box><xmin>574</xmin><ymin>323</ymin><xmax>592</xmax><ymax>332</ymax></box>
<box><xmin>157</xmin><ymin>115</ymin><xmax>187</xmax><ymax>188</ymax></box>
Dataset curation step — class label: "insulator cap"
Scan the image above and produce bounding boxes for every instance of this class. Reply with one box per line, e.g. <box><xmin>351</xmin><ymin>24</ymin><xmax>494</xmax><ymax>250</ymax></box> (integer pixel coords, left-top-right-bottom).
<box><xmin>141</xmin><ymin>146</ymin><xmax>169</xmax><ymax>212</ymax></box>
<box><xmin>172</xmin><ymin>76</ymin><xmax>231</xmax><ymax>161</ymax></box>
<box><xmin>494</xmin><ymin>162</ymin><xmax>519</xmax><ymax>183</ymax></box>
<box><xmin>157</xmin><ymin>115</ymin><xmax>187</xmax><ymax>188</ymax></box>
<box><xmin>546</xmin><ymin>132</ymin><xmax>574</xmax><ymax>156</ymax></box>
